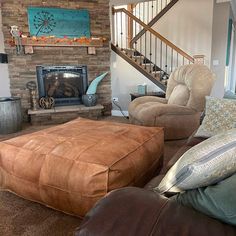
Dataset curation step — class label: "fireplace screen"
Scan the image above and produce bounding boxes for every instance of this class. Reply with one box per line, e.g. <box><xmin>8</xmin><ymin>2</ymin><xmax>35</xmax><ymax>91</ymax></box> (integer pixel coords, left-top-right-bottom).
<box><xmin>36</xmin><ymin>65</ymin><xmax>88</xmax><ymax>106</ymax></box>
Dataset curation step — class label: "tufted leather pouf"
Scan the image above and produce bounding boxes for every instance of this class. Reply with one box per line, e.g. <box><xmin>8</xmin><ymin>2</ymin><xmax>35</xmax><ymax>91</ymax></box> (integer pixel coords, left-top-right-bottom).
<box><xmin>0</xmin><ymin>118</ymin><xmax>164</xmax><ymax>217</ymax></box>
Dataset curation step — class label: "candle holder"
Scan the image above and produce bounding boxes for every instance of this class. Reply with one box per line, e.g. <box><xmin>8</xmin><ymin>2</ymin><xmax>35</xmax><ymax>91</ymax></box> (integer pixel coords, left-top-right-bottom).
<box><xmin>26</xmin><ymin>81</ymin><xmax>37</xmax><ymax>111</ymax></box>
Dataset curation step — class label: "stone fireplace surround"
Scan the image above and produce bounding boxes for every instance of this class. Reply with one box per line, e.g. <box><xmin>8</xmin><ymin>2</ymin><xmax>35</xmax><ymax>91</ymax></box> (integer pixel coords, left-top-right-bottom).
<box><xmin>1</xmin><ymin>0</ymin><xmax>111</xmax><ymax>121</ymax></box>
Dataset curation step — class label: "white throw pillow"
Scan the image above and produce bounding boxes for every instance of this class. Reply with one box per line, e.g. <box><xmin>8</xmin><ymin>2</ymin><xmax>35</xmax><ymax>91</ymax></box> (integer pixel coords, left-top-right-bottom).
<box><xmin>155</xmin><ymin>128</ymin><xmax>236</xmax><ymax>194</ymax></box>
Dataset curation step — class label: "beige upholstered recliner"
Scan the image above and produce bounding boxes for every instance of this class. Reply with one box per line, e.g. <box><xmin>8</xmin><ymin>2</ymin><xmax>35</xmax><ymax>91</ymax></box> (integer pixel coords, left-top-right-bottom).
<box><xmin>128</xmin><ymin>64</ymin><xmax>216</xmax><ymax>140</ymax></box>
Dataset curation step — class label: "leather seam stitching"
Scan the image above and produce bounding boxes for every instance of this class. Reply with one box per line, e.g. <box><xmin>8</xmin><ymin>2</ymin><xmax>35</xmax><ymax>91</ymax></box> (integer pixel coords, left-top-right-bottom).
<box><xmin>148</xmin><ymin>199</ymin><xmax>169</xmax><ymax>236</ymax></box>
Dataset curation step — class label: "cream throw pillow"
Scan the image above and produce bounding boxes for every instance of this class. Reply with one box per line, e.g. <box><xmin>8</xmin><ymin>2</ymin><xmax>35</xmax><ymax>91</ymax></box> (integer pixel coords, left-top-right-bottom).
<box><xmin>195</xmin><ymin>96</ymin><xmax>236</xmax><ymax>138</ymax></box>
<box><xmin>155</xmin><ymin>128</ymin><xmax>236</xmax><ymax>194</ymax></box>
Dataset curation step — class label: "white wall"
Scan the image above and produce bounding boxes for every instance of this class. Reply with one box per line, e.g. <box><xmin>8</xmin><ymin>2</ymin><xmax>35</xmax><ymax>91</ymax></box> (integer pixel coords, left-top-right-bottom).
<box><xmin>210</xmin><ymin>1</ymin><xmax>231</xmax><ymax>97</ymax></box>
<box><xmin>110</xmin><ymin>0</ymin><xmax>149</xmax><ymax>5</ymax></box>
<box><xmin>0</xmin><ymin>8</ymin><xmax>11</xmax><ymax>97</ymax></box>
<box><xmin>153</xmin><ymin>0</ymin><xmax>214</xmax><ymax>67</ymax></box>
<box><xmin>111</xmin><ymin>50</ymin><xmax>162</xmax><ymax>115</ymax></box>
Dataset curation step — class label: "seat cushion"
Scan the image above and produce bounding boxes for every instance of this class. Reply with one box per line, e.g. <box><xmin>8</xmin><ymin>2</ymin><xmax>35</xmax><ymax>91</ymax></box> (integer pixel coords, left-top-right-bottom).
<box><xmin>0</xmin><ymin>118</ymin><xmax>164</xmax><ymax>217</ymax></box>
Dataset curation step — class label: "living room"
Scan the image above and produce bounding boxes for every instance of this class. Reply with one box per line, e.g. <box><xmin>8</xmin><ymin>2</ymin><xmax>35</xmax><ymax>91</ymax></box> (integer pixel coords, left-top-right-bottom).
<box><xmin>0</xmin><ymin>0</ymin><xmax>236</xmax><ymax>235</ymax></box>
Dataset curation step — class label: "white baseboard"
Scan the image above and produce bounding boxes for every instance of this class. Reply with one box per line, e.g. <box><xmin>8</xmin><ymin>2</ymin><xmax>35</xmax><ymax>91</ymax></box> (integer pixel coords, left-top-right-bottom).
<box><xmin>111</xmin><ymin>110</ymin><xmax>129</xmax><ymax>117</ymax></box>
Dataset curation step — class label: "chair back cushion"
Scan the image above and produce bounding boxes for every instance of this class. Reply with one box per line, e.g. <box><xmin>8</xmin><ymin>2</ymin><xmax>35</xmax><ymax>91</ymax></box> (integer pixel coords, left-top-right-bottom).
<box><xmin>168</xmin><ymin>84</ymin><xmax>190</xmax><ymax>106</ymax></box>
<box><xmin>166</xmin><ymin>64</ymin><xmax>215</xmax><ymax>111</ymax></box>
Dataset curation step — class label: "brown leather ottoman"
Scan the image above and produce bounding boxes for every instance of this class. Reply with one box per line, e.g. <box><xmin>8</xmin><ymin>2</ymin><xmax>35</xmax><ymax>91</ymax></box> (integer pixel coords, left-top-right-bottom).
<box><xmin>0</xmin><ymin>118</ymin><xmax>164</xmax><ymax>217</ymax></box>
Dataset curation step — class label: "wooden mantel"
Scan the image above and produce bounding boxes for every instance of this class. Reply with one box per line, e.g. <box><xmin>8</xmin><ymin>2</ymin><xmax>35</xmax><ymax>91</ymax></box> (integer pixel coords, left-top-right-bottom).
<box><xmin>18</xmin><ymin>37</ymin><xmax>104</xmax><ymax>47</ymax></box>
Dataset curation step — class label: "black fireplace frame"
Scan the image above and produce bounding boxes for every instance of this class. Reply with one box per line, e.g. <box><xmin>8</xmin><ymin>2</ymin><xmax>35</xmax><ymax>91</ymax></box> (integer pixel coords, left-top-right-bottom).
<box><xmin>36</xmin><ymin>65</ymin><xmax>88</xmax><ymax>106</ymax></box>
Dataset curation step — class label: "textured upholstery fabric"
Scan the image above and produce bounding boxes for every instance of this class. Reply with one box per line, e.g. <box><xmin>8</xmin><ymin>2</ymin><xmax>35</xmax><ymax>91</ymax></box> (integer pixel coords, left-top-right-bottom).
<box><xmin>129</xmin><ymin>64</ymin><xmax>215</xmax><ymax>140</ymax></box>
<box><xmin>0</xmin><ymin>118</ymin><xmax>164</xmax><ymax>217</ymax></box>
<box><xmin>195</xmin><ymin>96</ymin><xmax>236</xmax><ymax>138</ymax></box>
<box><xmin>168</xmin><ymin>84</ymin><xmax>190</xmax><ymax>106</ymax></box>
<box><xmin>156</xmin><ymin>128</ymin><xmax>236</xmax><ymax>193</ymax></box>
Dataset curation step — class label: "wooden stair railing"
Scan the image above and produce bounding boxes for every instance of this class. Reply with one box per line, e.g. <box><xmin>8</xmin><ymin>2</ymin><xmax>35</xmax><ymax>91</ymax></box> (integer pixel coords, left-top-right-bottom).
<box><xmin>111</xmin><ymin>43</ymin><xmax>167</xmax><ymax>91</ymax></box>
<box><xmin>130</xmin><ymin>0</ymin><xmax>179</xmax><ymax>46</ymax></box>
<box><xmin>131</xmin><ymin>0</ymin><xmax>174</xmax><ymax>25</ymax></box>
<box><xmin>112</xmin><ymin>7</ymin><xmax>194</xmax><ymax>75</ymax></box>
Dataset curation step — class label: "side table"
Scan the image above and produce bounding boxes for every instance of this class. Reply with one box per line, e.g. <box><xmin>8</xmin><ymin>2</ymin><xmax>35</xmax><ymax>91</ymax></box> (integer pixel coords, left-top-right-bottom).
<box><xmin>130</xmin><ymin>92</ymin><xmax>166</xmax><ymax>101</ymax></box>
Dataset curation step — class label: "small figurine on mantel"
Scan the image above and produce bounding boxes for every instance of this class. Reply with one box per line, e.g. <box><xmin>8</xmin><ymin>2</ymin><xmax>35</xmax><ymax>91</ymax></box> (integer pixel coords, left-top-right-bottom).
<box><xmin>10</xmin><ymin>25</ymin><xmax>23</xmax><ymax>55</ymax></box>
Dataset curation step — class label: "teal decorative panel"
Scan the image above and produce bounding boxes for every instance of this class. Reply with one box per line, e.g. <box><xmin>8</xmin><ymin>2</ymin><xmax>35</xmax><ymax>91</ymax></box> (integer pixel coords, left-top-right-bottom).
<box><xmin>27</xmin><ymin>7</ymin><xmax>90</xmax><ymax>38</ymax></box>
<box><xmin>226</xmin><ymin>18</ymin><xmax>233</xmax><ymax>66</ymax></box>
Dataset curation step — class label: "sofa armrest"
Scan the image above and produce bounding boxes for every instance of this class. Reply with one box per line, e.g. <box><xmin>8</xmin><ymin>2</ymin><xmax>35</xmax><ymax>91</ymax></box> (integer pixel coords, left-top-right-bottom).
<box><xmin>75</xmin><ymin>187</ymin><xmax>235</xmax><ymax>236</ymax></box>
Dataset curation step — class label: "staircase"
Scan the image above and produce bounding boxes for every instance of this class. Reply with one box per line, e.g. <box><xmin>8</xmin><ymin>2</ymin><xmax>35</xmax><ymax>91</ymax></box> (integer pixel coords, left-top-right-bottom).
<box><xmin>130</xmin><ymin>0</ymin><xmax>179</xmax><ymax>45</ymax></box>
<box><xmin>111</xmin><ymin>0</ymin><xmax>195</xmax><ymax>91</ymax></box>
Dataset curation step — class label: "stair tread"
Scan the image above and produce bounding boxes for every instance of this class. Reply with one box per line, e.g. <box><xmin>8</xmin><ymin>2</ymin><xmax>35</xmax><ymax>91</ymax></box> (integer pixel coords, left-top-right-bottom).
<box><xmin>111</xmin><ymin>44</ymin><xmax>167</xmax><ymax>91</ymax></box>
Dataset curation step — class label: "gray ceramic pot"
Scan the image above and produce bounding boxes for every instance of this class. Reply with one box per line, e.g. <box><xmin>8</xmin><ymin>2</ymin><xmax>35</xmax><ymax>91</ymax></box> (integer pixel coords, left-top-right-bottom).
<box><xmin>82</xmin><ymin>94</ymin><xmax>98</xmax><ymax>107</ymax></box>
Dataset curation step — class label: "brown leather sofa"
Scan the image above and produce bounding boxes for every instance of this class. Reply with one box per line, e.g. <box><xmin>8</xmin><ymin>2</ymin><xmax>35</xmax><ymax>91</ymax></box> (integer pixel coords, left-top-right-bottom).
<box><xmin>75</xmin><ymin>135</ymin><xmax>236</xmax><ymax>236</ymax></box>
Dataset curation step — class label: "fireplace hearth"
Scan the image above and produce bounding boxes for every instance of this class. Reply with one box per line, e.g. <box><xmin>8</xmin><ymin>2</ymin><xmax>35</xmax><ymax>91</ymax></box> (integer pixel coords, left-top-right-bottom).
<box><xmin>36</xmin><ymin>65</ymin><xmax>88</xmax><ymax>106</ymax></box>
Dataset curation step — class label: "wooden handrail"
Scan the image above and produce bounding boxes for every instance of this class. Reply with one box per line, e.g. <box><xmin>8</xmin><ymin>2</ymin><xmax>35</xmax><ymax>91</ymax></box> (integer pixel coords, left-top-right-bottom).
<box><xmin>113</xmin><ymin>7</ymin><xmax>194</xmax><ymax>63</ymax></box>
<box><xmin>130</xmin><ymin>0</ymin><xmax>179</xmax><ymax>46</ymax></box>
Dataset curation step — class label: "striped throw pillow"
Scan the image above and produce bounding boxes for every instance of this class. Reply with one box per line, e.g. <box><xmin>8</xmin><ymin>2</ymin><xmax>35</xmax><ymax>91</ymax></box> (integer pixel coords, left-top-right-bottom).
<box><xmin>155</xmin><ymin>128</ymin><xmax>236</xmax><ymax>193</ymax></box>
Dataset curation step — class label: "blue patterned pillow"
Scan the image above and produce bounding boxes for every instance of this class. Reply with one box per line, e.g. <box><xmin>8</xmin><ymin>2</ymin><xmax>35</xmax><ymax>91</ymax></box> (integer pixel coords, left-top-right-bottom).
<box><xmin>195</xmin><ymin>96</ymin><xmax>236</xmax><ymax>138</ymax></box>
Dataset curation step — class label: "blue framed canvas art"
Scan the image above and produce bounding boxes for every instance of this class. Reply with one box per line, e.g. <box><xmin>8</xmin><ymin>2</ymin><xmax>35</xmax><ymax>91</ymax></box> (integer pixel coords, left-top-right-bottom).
<box><xmin>28</xmin><ymin>7</ymin><xmax>91</xmax><ymax>38</ymax></box>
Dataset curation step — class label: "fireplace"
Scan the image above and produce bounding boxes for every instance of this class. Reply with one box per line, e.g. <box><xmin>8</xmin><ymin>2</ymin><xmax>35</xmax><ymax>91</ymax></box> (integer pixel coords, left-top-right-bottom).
<box><xmin>36</xmin><ymin>65</ymin><xmax>88</xmax><ymax>106</ymax></box>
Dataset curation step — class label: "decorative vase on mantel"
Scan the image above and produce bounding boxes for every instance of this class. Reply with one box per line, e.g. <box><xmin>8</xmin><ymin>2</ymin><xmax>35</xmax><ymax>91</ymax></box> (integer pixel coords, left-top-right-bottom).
<box><xmin>82</xmin><ymin>72</ymin><xmax>108</xmax><ymax>107</ymax></box>
<box><xmin>82</xmin><ymin>94</ymin><xmax>98</xmax><ymax>107</ymax></box>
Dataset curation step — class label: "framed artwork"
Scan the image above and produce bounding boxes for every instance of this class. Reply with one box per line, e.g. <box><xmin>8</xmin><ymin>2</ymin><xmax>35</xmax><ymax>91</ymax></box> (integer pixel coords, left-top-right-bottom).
<box><xmin>27</xmin><ymin>7</ymin><xmax>91</xmax><ymax>38</ymax></box>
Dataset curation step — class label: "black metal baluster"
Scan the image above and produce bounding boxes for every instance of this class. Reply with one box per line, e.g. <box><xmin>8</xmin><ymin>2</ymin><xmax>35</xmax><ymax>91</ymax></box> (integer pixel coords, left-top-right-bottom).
<box><xmin>133</xmin><ymin>4</ymin><xmax>136</xmax><ymax>18</ymax></box>
<box><xmin>156</xmin><ymin>0</ymin><xmax>158</xmax><ymax>14</ymax></box>
<box><xmin>149</xmin><ymin>32</ymin><xmax>152</xmax><ymax>73</ymax></box>
<box><xmin>152</xmin><ymin>1</ymin><xmax>154</xmax><ymax>21</ymax></box>
<box><xmin>145</xmin><ymin>32</ymin><xmax>147</xmax><ymax>69</ymax></box>
<box><xmin>171</xmin><ymin>48</ymin><xmax>173</xmax><ymax>72</ymax></box>
<box><xmin>165</xmin><ymin>44</ymin><xmax>168</xmax><ymax>74</ymax></box>
<box><xmin>155</xmin><ymin>37</ymin><xmax>157</xmax><ymax>77</ymax></box>
<box><xmin>160</xmin><ymin>40</ymin><xmax>162</xmax><ymax>71</ymax></box>
<box><xmin>134</xmin><ymin>14</ymin><xmax>137</xmax><ymax>61</ymax></box>
<box><xmin>139</xmin><ymin>36</ymin><xmax>142</xmax><ymax>66</ymax></box>
<box><xmin>126</xmin><ymin>14</ymin><xmax>128</xmax><ymax>53</ymax></box>
<box><xmin>120</xmin><ymin>12</ymin><xmax>123</xmax><ymax>50</ymax></box>
<box><xmin>138</xmin><ymin>3</ymin><xmax>140</xmax><ymax>20</ymax></box>
<box><xmin>143</xmin><ymin>2</ymin><xmax>145</xmax><ymax>24</ymax></box>
<box><xmin>116</xmin><ymin>13</ymin><xmax>118</xmax><ymax>47</ymax></box>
